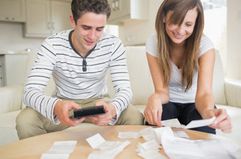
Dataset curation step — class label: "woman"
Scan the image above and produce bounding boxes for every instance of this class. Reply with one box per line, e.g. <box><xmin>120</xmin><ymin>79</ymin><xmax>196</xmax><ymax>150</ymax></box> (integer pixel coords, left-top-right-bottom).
<box><xmin>144</xmin><ymin>0</ymin><xmax>231</xmax><ymax>134</ymax></box>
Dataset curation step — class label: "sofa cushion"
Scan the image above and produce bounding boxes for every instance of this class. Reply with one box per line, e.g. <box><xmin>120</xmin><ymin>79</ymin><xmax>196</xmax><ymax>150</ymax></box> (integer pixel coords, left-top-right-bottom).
<box><xmin>212</xmin><ymin>51</ymin><xmax>227</xmax><ymax>105</ymax></box>
<box><xmin>0</xmin><ymin>86</ymin><xmax>23</xmax><ymax>113</ymax></box>
<box><xmin>0</xmin><ymin>111</ymin><xmax>20</xmax><ymax>145</ymax></box>
<box><xmin>126</xmin><ymin>46</ymin><xmax>153</xmax><ymax>105</ymax></box>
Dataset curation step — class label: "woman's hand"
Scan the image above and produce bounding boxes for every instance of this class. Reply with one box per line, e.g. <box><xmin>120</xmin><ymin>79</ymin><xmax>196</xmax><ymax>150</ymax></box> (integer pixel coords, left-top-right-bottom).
<box><xmin>144</xmin><ymin>93</ymin><xmax>163</xmax><ymax>126</ymax></box>
<box><xmin>203</xmin><ymin>108</ymin><xmax>232</xmax><ymax>133</ymax></box>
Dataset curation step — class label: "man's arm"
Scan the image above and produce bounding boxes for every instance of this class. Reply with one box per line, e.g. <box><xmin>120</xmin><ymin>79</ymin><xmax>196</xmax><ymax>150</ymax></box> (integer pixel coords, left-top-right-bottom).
<box><xmin>108</xmin><ymin>38</ymin><xmax>133</xmax><ymax>123</ymax></box>
<box><xmin>23</xmin><ymin>39</ymin><xmax>59</xmax><ymax>123</ymax></box>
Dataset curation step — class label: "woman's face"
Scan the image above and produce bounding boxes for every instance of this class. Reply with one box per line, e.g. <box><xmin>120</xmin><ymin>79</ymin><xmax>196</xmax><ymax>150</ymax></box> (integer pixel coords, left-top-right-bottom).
<box><xmin>165</xmin><ymin>7</ymin><xmax>198</xmax><ymax>46</ymax></box>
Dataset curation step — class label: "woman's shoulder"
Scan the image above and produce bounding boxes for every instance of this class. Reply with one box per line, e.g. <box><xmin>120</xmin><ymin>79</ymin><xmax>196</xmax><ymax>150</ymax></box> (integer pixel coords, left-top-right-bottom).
<box><xmin>200</xmin><ymin>34</ymin><xmax>213</xmax><ymax>45</ymax></box>
<box><xmin>146</xmin><ymin>33</ymin><xmax>157</xmax><ymax>45</ymax></box>
<box><xmin>199</xmin><ymin>34</ymin><xmax>214</xmax><ymax>57</ymax></box>
<box><xmin>146</xmin><ymin>33</ymin><xmax>158</xmax><ymax>57</ymax></box>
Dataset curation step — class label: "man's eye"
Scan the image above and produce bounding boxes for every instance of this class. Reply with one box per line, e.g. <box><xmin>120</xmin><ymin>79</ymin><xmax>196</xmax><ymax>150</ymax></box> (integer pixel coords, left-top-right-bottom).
<box><xmin>82</xmin><ymin>26</ymin><xmax>91</xmax><ymax>30</ymax></box>
<box><xmin>96</xmin><ymin>28</ymin><xmax>104</xmax><ymax>32</ymax></box>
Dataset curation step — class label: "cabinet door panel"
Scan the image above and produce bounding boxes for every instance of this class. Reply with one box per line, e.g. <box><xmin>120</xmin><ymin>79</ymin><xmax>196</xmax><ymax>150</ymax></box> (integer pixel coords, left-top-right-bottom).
<box><xmin>4</xmin><ymin>54</ymin><xmax>29</xmax><ymax>86</ymax></box>
<box><xmin>51</xmin><ymin>0</ymin><xmax>72</xmax><ymax>34</ymax></box>
<box><xmin>0</xmin><ymin>0</ymin><xmax>25</xmax><ymax>22</ymax></box>
<box><xmin>25</xmin><ymin>0</ymin><xmax>51</xmax><ymax>37</ymax></box>
<box><xmin>108</xmin><ymin>0</ymin><xmax>130</xmax><ymax>21</ymax></box>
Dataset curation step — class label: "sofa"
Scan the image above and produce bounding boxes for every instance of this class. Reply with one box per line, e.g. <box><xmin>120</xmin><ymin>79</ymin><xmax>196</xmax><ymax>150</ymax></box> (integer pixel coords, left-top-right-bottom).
<box><xmin>0</xmin><ymin>46</ymin><xmax>241</xmax><ymax>146</ymax></box>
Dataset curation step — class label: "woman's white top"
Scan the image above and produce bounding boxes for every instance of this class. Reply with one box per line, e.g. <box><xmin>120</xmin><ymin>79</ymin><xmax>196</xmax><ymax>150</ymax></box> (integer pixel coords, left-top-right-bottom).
<box><xmin>146</xmin><ymin>33</ymin><xmax>214</xmax><ymax>103</ymax></box>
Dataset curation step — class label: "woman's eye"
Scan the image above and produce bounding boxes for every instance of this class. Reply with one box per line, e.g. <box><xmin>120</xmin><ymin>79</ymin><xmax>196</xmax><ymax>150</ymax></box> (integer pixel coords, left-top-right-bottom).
<box><xmin>186</xmin><ymin>23</ymin><xmax>193</xmax><ymax>27</ymax></box>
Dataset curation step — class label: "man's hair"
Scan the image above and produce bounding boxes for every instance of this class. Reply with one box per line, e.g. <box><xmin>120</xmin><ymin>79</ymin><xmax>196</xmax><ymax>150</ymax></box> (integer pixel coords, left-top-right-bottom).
<box><xmin>71</xmin><ymin>0</ymin><xmax>111</xmax><ymax>23</ymax></box>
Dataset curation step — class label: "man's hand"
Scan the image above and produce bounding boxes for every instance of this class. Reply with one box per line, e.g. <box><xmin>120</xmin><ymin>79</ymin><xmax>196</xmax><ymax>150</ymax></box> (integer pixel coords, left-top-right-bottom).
<box><xmin>144</xmin><ymin>93</ymin><xmax>162</xmax><ymax>126</ymax></box>
<box><xmin>54</xmin><ymin>100</ymin><xmax>85</xmax><ymax>126</ymax></box>
<box><xmin>202</xmin><ymin>108</ymin><xmax>232</xmax><ymax>133</ymax></box>
<box><xmin>86</xmin><ymin>100</ymin><xmax>117</xmax><ymax>125</ymax></box>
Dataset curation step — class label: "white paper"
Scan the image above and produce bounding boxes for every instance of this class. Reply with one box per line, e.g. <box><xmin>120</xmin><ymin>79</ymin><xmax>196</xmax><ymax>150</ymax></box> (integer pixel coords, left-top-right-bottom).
<box><xmin>88</xmin><ymin>141</ymin><xmax>130</xmax><ymax>159</ymax></box>
<box><xmin>174</xmin><ymin>131</ymin><xmax>189</xmax><ymax>138</ymax></box>
<box><xmin>137</xmin><ymin>149</ymin><xmax>166</xmax><ymax>159</ymax></box>
<box><xmin>139</xmin><ymin>127</ymin><xmax>156</xmax><ymax>141</ymax></box>
<box><xmin>86</xmin><ymin>133</ymin><xmax>106</xmax><ymax>149</ymax></box>
<box><xmin>137</xmin><ymin>140</ymin><xmax>161</xmax><ymax>152</ymax></box>
<box><xmin>87</xmin><ymin>133</ymin><xmax>130</xmax><ymax>159</ymax></box>
<box><xmin>185</xmin><ymin>117</ymin><xmax>215</xmax><ymax>129</ymax></box>
<box><xmin>162</xmin><ymin>119</ymin><xmax>183</xmax><ymax>128</ymax></box>
<box><xmin>154</xmin><ymin>127</ymin><xmax>241</xmax><ymax>159</ymax></box>
<box><xmin>118</xmin><ymin>131</ymin><xmax>140</xmax><ymax>139</ymax></box>
<box><xmin>47</xmin><ymin>140</ymin><xmax>77</xmax><ymax>154</ymax></box>
<box><xmin>161</xmin><ymin>117</ymin><xmax>215</xmax><ymax>129</ymax></box>
<box><xmin>41</xmin><ymin>140</ymin><xmax>77</xmax><ymax>159</ymax></box>
<box><xmin>41</xmin><ymin>153</ymin><xmax>69</xmax><ymax>159</ymax></box>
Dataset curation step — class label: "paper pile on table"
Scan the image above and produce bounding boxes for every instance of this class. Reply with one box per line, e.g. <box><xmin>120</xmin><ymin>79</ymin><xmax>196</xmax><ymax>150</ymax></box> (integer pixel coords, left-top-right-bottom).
<box><xmin>41</xmin><ymin>140</ymin><xmax>77</xmax><ymax>159</ymax></box>
<box><xmin>86</xmin><ymin>133</ymin><xmax>130</xmax><ymax>159</ymax></box>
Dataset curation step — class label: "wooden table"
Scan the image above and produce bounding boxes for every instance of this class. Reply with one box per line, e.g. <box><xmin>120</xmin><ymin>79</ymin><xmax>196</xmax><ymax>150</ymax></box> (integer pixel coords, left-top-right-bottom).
<box><xmin>0</xmin><ymin>125</ymin><xmax>211</xmax><ymax>159</ymax></box>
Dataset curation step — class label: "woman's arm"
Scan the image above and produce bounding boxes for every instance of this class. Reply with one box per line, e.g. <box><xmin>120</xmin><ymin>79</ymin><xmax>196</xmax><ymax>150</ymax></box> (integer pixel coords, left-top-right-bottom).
<box><xmin>144</xmin><ymin>53</ymin><xmax>169</xmax><ymax>126</ymax></box>
<box><xmin>147</xmin><ymin>54</ymin><xmax>169</xmax><ymax>102</ymax></box>
<box><xmin>195</xmin><ymin>48</ymin><xmax>215</xmax><ymax>118</ymax></box>
<box><xmin>196</xmin><ymin>49</ymin><xmax>231</xmax><ymax>133</ymax></box>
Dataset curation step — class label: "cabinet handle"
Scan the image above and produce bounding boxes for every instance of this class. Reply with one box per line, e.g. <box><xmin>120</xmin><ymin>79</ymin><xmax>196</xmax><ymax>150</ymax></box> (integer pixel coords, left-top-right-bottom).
<box><xmin>47</xmin><ymin>22</ymin><xmax>52</xmax><ymax>29</ymax></box>
<box><xmin>52</xmin><ymin>22</ymin><xmax>55</xmax><ymax>30</ymax></box>
<box><xmin>115</xmin><ymin>0</ymin><xmax>120</xmax><ymax>10</ymax></box>
<box><xmin>112</xmin><ymin>1</ymin><xmax>116</xmax><ymax>11</ymax></box>
<box><xmin>5</xmin><ymin>17</ymin><xmax>9</xmax><ymax>20</ymax></box>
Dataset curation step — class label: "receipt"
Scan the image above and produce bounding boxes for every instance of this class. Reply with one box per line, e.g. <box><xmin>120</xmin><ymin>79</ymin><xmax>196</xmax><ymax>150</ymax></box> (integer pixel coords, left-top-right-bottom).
<box><xmin>161</xmin><ymin>117</ymin><xmax>216</xmax><ymax>129</ymax></box>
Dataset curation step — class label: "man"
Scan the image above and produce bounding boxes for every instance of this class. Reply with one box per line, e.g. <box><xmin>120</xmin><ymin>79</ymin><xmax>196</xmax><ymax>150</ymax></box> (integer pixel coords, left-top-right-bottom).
<box><xmin>16</xmin><ymin>0</ymin><xmax>143</xmax><ymax>139</ymax></box>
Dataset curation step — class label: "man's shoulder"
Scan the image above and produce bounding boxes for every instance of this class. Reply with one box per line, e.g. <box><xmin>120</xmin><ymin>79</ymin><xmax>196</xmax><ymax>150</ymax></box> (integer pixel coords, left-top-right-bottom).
<box><xmin>99</xmin><ymin>32</ymin><xmax>121</xmax><ymax>44</ymax></box>
<box><xmin>46</xmin><ymin>30</ymin><xmax>71</xmax><ymax>43</ymax></box>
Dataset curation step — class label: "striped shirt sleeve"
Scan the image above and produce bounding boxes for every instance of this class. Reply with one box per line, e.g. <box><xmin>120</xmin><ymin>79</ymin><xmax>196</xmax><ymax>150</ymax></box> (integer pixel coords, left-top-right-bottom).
<box><xmin>23</xmin><ymin>38</ymin><xmax>59</xmax><ymax>123</ymax></box>
<box><xmin>109</xmin><ymin>38</ymin><xmax>133</xmax><ymax>123</ymax></box>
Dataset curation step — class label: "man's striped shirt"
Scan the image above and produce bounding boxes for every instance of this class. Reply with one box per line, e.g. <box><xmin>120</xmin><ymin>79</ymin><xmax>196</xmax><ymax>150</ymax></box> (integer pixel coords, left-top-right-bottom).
<box><xmin>23</xmin><ymin>30</ymin><xmax>132</xmax><ymax>123</ymax></box>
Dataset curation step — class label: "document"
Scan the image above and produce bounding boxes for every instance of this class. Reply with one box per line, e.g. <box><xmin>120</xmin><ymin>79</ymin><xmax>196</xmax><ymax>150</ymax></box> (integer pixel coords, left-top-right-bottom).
<box><xmin>86</xmin><ymin>133</ymin><xmax>130</xmax><ymax>159</ymax></box>
<box><xmin>161</xmin><ymin>117</ymin><xmax>216</xmax><ymax>129</ymax></box>
<box><xmin>154</xmin><ymin>127</ymin><xmax>241</xmax><ymax>159</ymax></box>
<box><xmin>41</xmin><ymin>140</ymin><xmax>77</xmax><ymax>159</ymax></box>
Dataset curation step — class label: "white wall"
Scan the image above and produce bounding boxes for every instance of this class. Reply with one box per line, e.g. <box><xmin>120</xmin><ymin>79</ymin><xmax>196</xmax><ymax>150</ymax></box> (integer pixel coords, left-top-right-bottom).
<box><xmin>0</xmin><ymin>22</ymin><xmax>43</xmax><ymax>53</ymax></box>
<box><xmin>227</xmin><ymin>0</ymin><xmax>241</xmax><ymax>80</ymax></box>
<box><xmin>119</xmin><ymin>0</ymin><xmax>163</xmax><ymax>46</ymax></box>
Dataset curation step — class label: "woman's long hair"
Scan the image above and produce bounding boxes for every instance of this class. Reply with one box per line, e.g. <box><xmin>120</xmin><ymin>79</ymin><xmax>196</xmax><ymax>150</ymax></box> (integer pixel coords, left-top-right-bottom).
<box><xmin>155</xmin><ymin>0</ymin><xmax>204</xmax><ymax>91</ymax></box>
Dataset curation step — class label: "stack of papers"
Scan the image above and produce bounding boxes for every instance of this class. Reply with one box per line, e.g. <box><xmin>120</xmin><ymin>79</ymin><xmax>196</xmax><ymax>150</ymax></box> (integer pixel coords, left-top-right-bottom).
<box><xmin>116</xmin><ymin>117</ymin><xmax>241</xmax><ymax>159</ymax></box>
<box><xmin>136</xmin><ymin>140</ymin><xmax>165</xmax><ymax>159</ymax></box>
<box><xmin>41</xmin><ymin>140</ymin><xmax>77</xmax><ymax>159</ymax></box>
<box><xmin>155</xmin><ymin>127</ymin><xmax>241</xmax><ymax>159</ymax></box>
<box><xmin>86</xmin><ymin>133</ymin><xmax>130</xmax><ymax>159</ymax></box>
<box><xmin>118</xmin><ymin>127</ymin><xmax>156</xmax><ymax>141</ymax></box>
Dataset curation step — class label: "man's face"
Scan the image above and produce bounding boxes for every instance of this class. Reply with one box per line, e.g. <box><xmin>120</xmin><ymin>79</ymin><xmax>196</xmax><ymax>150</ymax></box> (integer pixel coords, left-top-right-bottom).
<box><xmin>71</xmin><ymin>12</ymin><xmax>107</xmax><ymax>53</ymax></box>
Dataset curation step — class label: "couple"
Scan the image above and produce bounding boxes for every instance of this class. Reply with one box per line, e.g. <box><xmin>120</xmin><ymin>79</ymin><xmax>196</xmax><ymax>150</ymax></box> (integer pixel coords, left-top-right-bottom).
<box><xmin>16</xmin><ymin>0</ymin><xmax>231</xmax><ymax>139</ymax></box>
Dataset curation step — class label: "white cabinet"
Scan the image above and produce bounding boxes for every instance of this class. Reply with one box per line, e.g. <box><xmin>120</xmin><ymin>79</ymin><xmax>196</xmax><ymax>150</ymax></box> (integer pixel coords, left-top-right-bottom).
<box><xmin>108</xmin><ymin>0</ymin><xmax>148</xmax><ymax>24</ymax></box>
<box><xmin>25</xmin><ymin>0</ymin><xmax>51</xmax><ymax>37</ymax></box>
<box><xmin>0</xmin><ymin>0</ymin><xmax>26</xmax><ymax>22</ymax></box>
<box><xmin>24</xmin><ymin>0</ymin><xmax>72</xmax><ymax>37</ymax></box>
<box><xmin>50</xmin><ymin>0</ymin><xmax>72</xmax><ymax>34</ymax></box>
